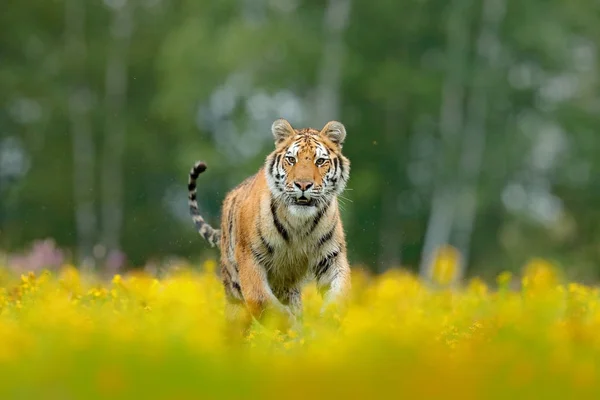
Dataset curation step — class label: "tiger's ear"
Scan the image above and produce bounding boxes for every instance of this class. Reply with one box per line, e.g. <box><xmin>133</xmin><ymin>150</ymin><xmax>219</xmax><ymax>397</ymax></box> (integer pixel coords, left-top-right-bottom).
<box><xmin>320</xmin><ymin>121</ymin><xmax>347</xmax><ymax>147</ymax></box>
<box><xmin>271</xmin><ymin>118</ymin><xmax>295</xmax><ymax>144</ymax></box>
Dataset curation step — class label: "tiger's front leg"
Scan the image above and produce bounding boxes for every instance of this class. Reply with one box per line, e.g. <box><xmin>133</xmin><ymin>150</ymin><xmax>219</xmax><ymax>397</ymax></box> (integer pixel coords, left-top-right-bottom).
<box><xmin>279</xmin><ymin>286</ymin><xmax>302</xmax><ymax>316</ymax></box>
<box><xmin>315</xmin><ymin>251</ymin><xmax>351</xmax><ymax>316</ymax></box>
<box><xmin>237</xmin><ymin>253</ymin><xmax>297</xmax><ymax>331</ymax></box>
<box><xmin>275</xmin><ymin>286</ymin><xmax>304</xmax><ymax>335</ymax></box>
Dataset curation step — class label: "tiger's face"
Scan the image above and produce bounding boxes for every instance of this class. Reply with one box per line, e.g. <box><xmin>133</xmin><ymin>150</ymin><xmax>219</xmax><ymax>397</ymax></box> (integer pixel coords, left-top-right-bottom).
<box><xmin>265</xmin><ymin>119</ymin><xmax>350</xmax><ymax>214</ymax></box>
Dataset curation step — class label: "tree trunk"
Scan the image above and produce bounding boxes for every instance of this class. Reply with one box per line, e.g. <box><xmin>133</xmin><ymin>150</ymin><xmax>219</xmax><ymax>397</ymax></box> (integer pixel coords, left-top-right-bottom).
<box><xmin>452</xmin><ymin>0</ymin><xmax>507</xmax><ymax>278</ymax></box>
<box><xmin>100</xmin><ymin>1</ymin><xmax>134</xmax><ymax>261</ymax></box>
<box><xmin>313</xmin><ymin>0</ymin><xmax>352</xmax><ymax>125</ymax></box>
<box><xmin>65</xmin><ymin>0</ymin><xmax>97</xmax><ymax>268</ymax></box>
<box><xmin>419</xmin><ymin>0</ymin><xmax>473</xmax><ymax>280</ymax></box>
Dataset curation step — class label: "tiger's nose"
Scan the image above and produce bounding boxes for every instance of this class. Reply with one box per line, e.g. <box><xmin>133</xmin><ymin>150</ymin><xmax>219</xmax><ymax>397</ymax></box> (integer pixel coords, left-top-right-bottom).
<box><xmin>294</xmin><ymin>181</ymin><xmax>314</xmax><ymax>192</ymax></box>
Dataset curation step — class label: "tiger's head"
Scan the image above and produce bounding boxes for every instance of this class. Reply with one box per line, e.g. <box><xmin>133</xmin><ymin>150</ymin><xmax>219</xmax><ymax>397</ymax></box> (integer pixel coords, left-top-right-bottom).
<box><xmin>265</xmin><ymin>118</ymin><xmax>350</xmax><ymax>215</ymax></box>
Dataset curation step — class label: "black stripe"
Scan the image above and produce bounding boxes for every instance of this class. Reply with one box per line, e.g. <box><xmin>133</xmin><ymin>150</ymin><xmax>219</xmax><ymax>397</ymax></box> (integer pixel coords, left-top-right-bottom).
<box><xmin>320</xmin><ymin>144</ymin><xmax>331</xmax><ymax>158</ymax></box>
<box><xmin>275</xmin><ymin>154</ymin><xmax>282</xmax><ymax>169</ymax></box>
<box><xmin>251</xmin><ymin>247</ymin><xmax>272</xmax><ymax>267</ymax></box>
<box><xmin>228</xmin><ymin>216</ymin><xmax>234</xmax><ymax>241</ymax></box>
<box><xmin>232</xmin><ymin>281</ymin><xmax>242</xmax><ymax>297</ymax></box>
<box><xmin>209</xmin><ymin>230</ymin><xmax>220</xmax><ymax>247</ymax></box>
<box><xmin>227</xmin><ymin>199</ymin><xmax>238</xmax><ymax>273</ymax></box>
<box><xmin>317</xmin><ymin>226</ymin><xmax>336</xmax><ymax>247</ymax></box>
<box><xmin>223</xmin><ymin>257</ymin><xmax>239</xmax><ymax>275</ymax></box>
<box><xmin>268</xmin><ymin>156</ymin><xmax>276</xmax><ymax>174</ymax></box>
<box><xmin>316</xmin><ymin>250</ymin><xmax>340</xmax><ymax>278</ymax></box>
<box><xmin>270</xmin><ymin>200</ymin><xmax>289</xmax><ymax>242</ymax></box>
<box><xmin>251</xmin><ymin>247</ymin><xmax>263</xmax><ymax>262</ymax></box>
<box><xmin>192</xmin><ymin>162</ymin><xmax>207</xmax><ymax>176</ymax></box>
<box><xmin>309</xmin><ymin>202</ymin><xmax>331</xmax><ymax>234</ymax></box>
<box><xmin>188</xmin><ymin>182</ymin><xmax>196</xmax><ymax>191</ymax></box>
<box><xmin>337</xmin><ymin>157</ymin><xmax>344</xmax><ymax>177</ymax></box>
<box><xmin>274</xmin><ymin>154</ymin><xmax>283</xmax><ymax>180</ymax></box>
<box><xmin>258</xmin><ymin>227</ymin><xmax>274</xmax><ymax>254</ymax></box>
<box><xmin>333</xmin><ymin>157</ymin><xmax>339</xmax><ymax>173</ymax></box>
<box><xmin>228</xmin><ymin>197</ymin><xmax>237</xmax><ymax>241</ymax></box>
<box><xmin>223</xmin><ymin>264</ymin><xmax>243</xmax><ymax>301</ymax></box>
<box><xmin>221</xmin><ymin>265</ymin><xmax>232</xmax><ymax>281</ymax></box>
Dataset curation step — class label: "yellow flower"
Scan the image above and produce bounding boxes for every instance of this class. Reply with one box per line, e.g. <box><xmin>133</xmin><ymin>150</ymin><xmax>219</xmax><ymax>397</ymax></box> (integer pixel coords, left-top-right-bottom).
<box><xmin>522</xmin><ymin>258</ymin><xmax>560</xmax><ymax>292</ymax></box>
<box><xmin>112</xmin><ymin>274</ymin><xmax>122</xmax><ymax>285</ymax></box>
<box><xmin>467</xmin><ymin>278</ymin><xmax>488</xmax><ymax>296</ymax></box>
<box><xmin>0</xmin><ymin>258</ymin><xmax>598</xmax><ymax>397</ymax></box>
<box><xmin>431</xmin><ymin>245</ymin><xmax>461</xmax><ymax>286</ymax></box>
<box><xmin>202</xmin><ymin>259</ymin><xmax>218</xmax><ymax>274</ymax></box>
<box><xmin>496</xmin><ymin>271</ymin><xmax>512</xmax><ymax>288</ymax></box>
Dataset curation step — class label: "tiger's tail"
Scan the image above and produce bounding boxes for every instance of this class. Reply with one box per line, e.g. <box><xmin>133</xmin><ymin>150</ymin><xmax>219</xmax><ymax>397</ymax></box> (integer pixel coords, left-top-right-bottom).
<box><xmin>188</xmin><ymin>161</ymin><xmax>221</xmax><ymax>248</ymax></box>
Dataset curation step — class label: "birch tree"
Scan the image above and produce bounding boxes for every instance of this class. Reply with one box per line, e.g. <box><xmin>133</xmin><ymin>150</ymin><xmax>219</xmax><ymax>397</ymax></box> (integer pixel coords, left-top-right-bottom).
<box><xmin>452</xmin><ymin>0</ymin><xmax>507</xmax><ymax>279</ymax></box>
<box><xmin>313</xmin><ymin>0</ymin><xmax>352</xmax><ymax>126</ymax></box>
<box><xmin>101</xmin><ymin>0</ymin><xmax>135</xmax><ymax>261</ymax></box>
<box><xmin>65</xmin><ymin>0</ymin><xmax>97</xmax><ymax>267</ymax></box>
<box><xmin>419</xmin><ymin>0</ymin><xmax>473</xmax><ymax>280</ymax></box>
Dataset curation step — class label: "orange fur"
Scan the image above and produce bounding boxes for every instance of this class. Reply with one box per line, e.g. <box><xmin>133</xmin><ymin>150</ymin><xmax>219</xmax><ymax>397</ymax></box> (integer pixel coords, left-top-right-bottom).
<box><xmin>188</xmin><ymin>119</ymin><xmax>351</xmax><ymax>335</ymax></box>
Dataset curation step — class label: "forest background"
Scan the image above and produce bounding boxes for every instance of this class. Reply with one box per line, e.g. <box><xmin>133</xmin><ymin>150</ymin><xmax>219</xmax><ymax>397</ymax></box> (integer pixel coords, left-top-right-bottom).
<box><xmin>2</xmin><ymin>0</ymin><xmax>600</xmax><ymax>284</ymax></box>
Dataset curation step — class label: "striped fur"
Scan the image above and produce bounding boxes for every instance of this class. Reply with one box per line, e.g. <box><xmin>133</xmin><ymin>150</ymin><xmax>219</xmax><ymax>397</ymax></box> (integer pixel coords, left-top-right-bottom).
<box><xmin>188</xmin><ymin>119</ymin><xmax>351</xmax><ymax>333</ymax></box>
<box><xmin>188</xmin><ymin>161</ymin><xmax>220</xmax><ymax>247</ymax></box>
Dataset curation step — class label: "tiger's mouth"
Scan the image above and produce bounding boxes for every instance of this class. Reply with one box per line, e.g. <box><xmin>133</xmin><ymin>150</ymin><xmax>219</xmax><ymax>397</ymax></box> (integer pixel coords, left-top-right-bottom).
<box><xmin>294</xmin><ymin>196</ymin><xmax>315</xmax><ymax>207</ymax></box>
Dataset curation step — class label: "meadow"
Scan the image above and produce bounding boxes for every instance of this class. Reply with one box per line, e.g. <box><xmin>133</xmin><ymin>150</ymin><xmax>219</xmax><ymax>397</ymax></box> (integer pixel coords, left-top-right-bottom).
<box><xmin>0</xmin><ymin>255</ymin><xmax>599</xmax><ymax>399</ymax></box>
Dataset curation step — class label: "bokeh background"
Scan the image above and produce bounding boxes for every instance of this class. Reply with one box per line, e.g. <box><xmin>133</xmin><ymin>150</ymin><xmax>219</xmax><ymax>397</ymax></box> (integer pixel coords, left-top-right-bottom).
<box><xmin>1</xmin><ymin>0</ymin><xmax>599</xmax><ymax>283</ymax></box>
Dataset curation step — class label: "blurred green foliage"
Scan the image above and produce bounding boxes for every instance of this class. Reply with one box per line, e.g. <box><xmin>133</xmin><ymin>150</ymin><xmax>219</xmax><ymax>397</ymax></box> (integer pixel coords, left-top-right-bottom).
<box><xmin>1</xmin><ymin>0</ymin><xmax>600</xmax><ymax>281</ymax></box>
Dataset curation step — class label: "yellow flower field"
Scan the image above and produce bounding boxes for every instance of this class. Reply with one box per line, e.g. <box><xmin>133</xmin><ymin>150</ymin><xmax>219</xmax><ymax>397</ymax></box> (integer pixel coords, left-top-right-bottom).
<box><xmin>0</xmin><ymin>258</ymin><xmax>598</xmax><ymax>399</ymax></box>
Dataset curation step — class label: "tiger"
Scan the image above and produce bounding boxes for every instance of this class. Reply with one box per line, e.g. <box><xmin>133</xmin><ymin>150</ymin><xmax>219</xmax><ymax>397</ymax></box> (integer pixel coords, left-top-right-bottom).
<box><xmin>187</xmin><ymin>118</ymin><xmax>351</xmax><ymax>334</ymax></box>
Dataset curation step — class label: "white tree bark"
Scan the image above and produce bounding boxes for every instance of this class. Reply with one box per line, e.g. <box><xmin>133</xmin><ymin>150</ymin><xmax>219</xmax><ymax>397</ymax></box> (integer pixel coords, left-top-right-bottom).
<box><xmin>65</xmin><ymin>0</ymin><xmax>97</xmax><ymax>268</ymax></box>
<box><xmin>452</xmin><ymin>0</ymin><xmax>507</xmax><ymax>276</ymax></box>
<box><xmin>419</xmin><ymin>0</ymin><xmax>473</xmax><ymax>280</ymax></box>
<box><xmin>313</xmin><ymin>0</ymin><xmax>352</xmax><ymax>125</ymax></box>
<box><xmin>101</xmin><ymin>0</ymin><xmax>134</xmax><ymax>258</ymax></box>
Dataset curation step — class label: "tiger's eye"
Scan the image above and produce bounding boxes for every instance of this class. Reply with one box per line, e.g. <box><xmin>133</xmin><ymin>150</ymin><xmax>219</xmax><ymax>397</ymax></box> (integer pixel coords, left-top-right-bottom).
<box><xmin>286</xmin><ymin>156</ymin><xmax>296</xmax><ymax>165</ymax></box>
<box><xmin>315</xmin><ymin>158</ymin><xmax>327</xmax><ymax>166</ymax></box>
